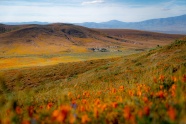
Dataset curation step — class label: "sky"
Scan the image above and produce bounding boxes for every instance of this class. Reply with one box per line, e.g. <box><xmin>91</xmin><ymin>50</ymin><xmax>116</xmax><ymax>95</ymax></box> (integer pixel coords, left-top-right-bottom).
<box><xmin>0</xmin><ymin>0</ymin><xmax>186</xmax><ymax>23</ymax></box>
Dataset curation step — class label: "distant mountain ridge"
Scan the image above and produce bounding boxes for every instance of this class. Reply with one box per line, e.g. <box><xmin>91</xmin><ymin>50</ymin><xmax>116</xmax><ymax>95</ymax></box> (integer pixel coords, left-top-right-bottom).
<box><xmin>2</xmin><ymin>21</ymin><xmax>49</xmax><ymax>25</ymax></box>
<box><xmin>1</xmin><ymin>14</ymin><xmax>186</xmax><ymax>34</ymax></box>
<box><xmin>76</xmin><ymin>14</ymin><xmax>186</xmax><ymax>34</ymax></box>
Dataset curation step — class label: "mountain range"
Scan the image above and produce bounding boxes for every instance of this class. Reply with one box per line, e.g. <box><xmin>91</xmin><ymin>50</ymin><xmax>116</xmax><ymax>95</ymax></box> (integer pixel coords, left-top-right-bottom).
<box><xmin>1</xmin><ymin>14</ymin><xmax>186</xmax><ymax>34</ymax></box>
<box><xmin>76</xmin><ymin>14</ymin><xmax>186</xmax><ymax>34</ymax></box>
<box><xmin>2</xmin><ymin>21</ymin><xmax>49</xmax><ymax>25</ymax></box>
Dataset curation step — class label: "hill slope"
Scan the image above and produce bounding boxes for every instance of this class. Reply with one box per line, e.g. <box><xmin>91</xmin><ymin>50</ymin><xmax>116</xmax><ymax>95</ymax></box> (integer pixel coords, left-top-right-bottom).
<box><xmin>0</xmin><ymin>38</ymin><xmax>185</xmax><ymax>123</ymax></box>
<box><xmin>0</xmin><ymin>24</ymin><xmax>183</xmax><ymax>55</ymax></box>
<box><xmin>0</xmin><ymin>24</ymin><xmax>127</xmax><ymax>55</ymax></box>
<box><xmin>96</xmin><ymin>29</ymin><xmax>183</xmax><ymax>48</ymax></box>
<box><xmin>2</xmin><ymin>38</ymin><xmax>186</xmax><ymax>90</ymax></box>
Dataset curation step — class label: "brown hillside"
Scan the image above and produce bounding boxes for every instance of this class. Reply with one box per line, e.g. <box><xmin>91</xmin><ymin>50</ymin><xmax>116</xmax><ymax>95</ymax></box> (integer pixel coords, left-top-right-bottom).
<box><xmin>97</xmin><ymin>29</ymin><xmax>184</xmax><ymax>48</ymax></box>
<box><xmin>0</xmin><ymin>24</ymin><xmax>129</xmax><ymax>55</ymax></box>
<box><xmin>0</xmin><ymin>24</ymin><xmax>184</xmax><ymax>55</ymax></box>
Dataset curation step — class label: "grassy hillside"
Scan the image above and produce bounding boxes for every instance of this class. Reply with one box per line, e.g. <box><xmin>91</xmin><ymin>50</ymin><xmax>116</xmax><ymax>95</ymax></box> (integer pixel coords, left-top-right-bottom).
<box><xmin>0</xmin><ymin>24</ymin><xmax>130</xmax><ymax>55</ymax></box>
<box><xmin>0</xmin><ymin>24</ymin><xmax>183</xmax><ymax>70</ymax></box>
<box><xmin>0</xmin><ymin>38</ymin><xmax>186</xmax><ymax>123</ymax></box>
<box><xmin>0</xmin><ymin>24</ymin><xmax>183</xmax><ymax>56</ymax></box>
<box><xmin>0</xmin><ymin>51</ymin><xmax>139</xmax><ymax>70</ymax></box>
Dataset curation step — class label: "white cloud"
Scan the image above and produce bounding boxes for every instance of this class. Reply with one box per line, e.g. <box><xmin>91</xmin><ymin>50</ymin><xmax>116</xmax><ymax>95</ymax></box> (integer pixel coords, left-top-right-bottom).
<box><xmin>0</xmin><ymin>0</ymin><xmax>186</xmax><ymax>23</ymax></box>
<box><xmin>81</xmin><ymin>0</ymin><xmax>104</xmax><ymax>5</ymax></box>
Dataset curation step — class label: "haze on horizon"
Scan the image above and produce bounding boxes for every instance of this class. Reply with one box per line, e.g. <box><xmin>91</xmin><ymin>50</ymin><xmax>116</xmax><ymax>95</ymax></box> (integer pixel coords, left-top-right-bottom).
<box><xmin>0</xmin><ymin>0</ymin><xmax>186</xmax><ymax>23</ymax></box>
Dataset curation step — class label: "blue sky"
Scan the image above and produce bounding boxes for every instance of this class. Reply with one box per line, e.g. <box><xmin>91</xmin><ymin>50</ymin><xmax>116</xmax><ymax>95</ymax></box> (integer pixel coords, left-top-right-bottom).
<box><xmin>0</xmin><ymin>0</ymin><xmax>186</xmax><ymax>23</ymax></box>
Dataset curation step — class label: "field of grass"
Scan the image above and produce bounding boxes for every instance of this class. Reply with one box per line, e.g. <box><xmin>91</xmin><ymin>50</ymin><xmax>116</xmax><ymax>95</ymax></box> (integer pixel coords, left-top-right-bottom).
<box><xmin>0</xmin><ymin>39</ymin><xmax>186</xmax><ymax>124</ymax></box>
<box><xmin>0</xmin><ymin>50</ymin><xmax>140</xmax><ymax>70</ymax></box>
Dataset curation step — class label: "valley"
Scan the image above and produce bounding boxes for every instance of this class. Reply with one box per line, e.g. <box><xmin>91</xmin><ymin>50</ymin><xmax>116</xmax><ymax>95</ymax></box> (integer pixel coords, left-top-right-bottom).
<box><xmin>0</xmin><ymin>24</ymin><xmax>183</xmax><ymax>70</ymax></box>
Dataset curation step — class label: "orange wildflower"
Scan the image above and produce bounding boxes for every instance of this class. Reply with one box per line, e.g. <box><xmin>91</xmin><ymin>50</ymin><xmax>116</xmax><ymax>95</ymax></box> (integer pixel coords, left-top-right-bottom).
<box><xmin>81</xmin><ymin>114</ymin><xmax>90</xmax><ymax>124</ymax></box>
<box><xmin>77</xmin><ymin>94</ymin><xmax>80</xmax><ymax>99</ymax></box>
<box><xmin>52</xmin><ymin>110</ymin><xmax>60</xmax><ymax>117</ymax></box>
<box><xmin>83</xmin><ymin>92</ymin><xmax>86</xmax><ymax>97</ymax></box>
<box><xmin>128</xmin><ymin>90</ymin><xmax>134</xmax><ymax>96</ymax></box>
<box><xmin>2</xmin><ymin>118</ymin><xmax>10</xmax><ymax>124</ymax></box>
<box><xmin>94</xmin><ymin>107</ymin><xmax>99</xmax><ymax>118</ymax></box>
<box><xmin>82</xmin><ymin>91</ymin><xmax>90</xmax><ymax>98</ymax></box>
<box><xmin>71</xmin><ymin>100</ymin><xmax>76</xmax><ymax>105</ymax></box>
<box><xmin>101</xmin><ymin>104</ymin><xmax>107</xmax><ymax>112</ymax></box>
<box><xmin>143</xmin><ymin>97</ymin><xmax>149</xmax><ymax>103</ymax></box>
<box><xmin>68</xmin><ymin>92</ymin><xmax>72</xmax><ymax>97</ymax></box>
<box><xmin>69</xmin><ymin>114</ymin><xmax>76</xmax><ymax>124</ymax></box>
<box><xmin>82</xmin><ymin>99</ymin><xmax>87</xmax><ymax>104</ymax></box>
<box><xmin>123</xmin><ymin>106</ymin><xmax>136</xmax><ymax>124</ymax></box>
<box><xmin>119</xmin><ymin>85</ymin><xmax>124</xmax><ymax>91</ymax></box>
<box><xmin>116</xmin><ymin>96</ymin><xmax>123</xmax><ymax>102</ymax></box>
<box><xmin>28</xmin><ymin>106</ymin><xmax>34</xmax><ymax>117</ymax></box>
<box><xmin>86</xmin><ymin>92</ymin><xmax>90</xmax><ymax>97</ymax></box>
<box><xmin>78</xmin><ymin>105</ymin><xmax>86</xmax><ymax>112</ymax></box>
<box><xmin>150</xmin><ymin>92</ymin><xmax>154</xmax><ymax>97</ymax></box>
<box><xmin>6</xmin><ymin>109</ymin><xmax>11</xmax><ymax>116</ymax></box>
<box><xmin>94</xmin><ymin>99</ymin><xmax>100</xmax><ymax>106</ymax></box>
<box><xmin>97</xmin><ymin>91</ymin><xmax>102</xmax><ymax>95</ymax></box>
<box><xmin>40</xmin><ymin>106</ymin><xmax>43</xmax><ymax>109</ymax></box>
<box><xmin>143</xmin><ymin>106</ymin><xmax>150</xmax><ymax>116</ymax></box>
<box><xmin>123</xmin><ymin>106</ymin><xmax>132</xmax><ymax>120</ymax></box>
<box><xmin>111</xmin><ymin>88</ymin><xmax>117</xmax><ymax>94</ymax></box>
<box><xmin>111</xmin><ymin>102</ymin><xmax>118</xmax><ymax>108</ymax></box>
<box><xmin>159</xmin><ymin>75</ymin><xmax>165</xmax><ymax>82</ymax></box>
<box><xmin>182</xmin><ymin>74</ymin><xmax>186</xmax><ymax>82</ymax></box>
<box><xmin>52</xmin><ymin>110</ymin><xmax>61</xmax><ymax>122</ymax></box>
<box><xmin>153</xmin><ymin>77</ymin><xmax>157</xmax><ymax>83</ymax></box>
<box><xmin>16</xmin><ymin>106</ymin><xmax>22</xmax><ymax>115</ymax></box>
<box><xmin>143</xmin><ymin>86</ymin><xmax>150</xmax><ymax>93</ymax></box>
<box><xmin>167</xmin><ymin>107</ymin><xmax>176</xmax><ymax>121</ymax></box>
<box><xmin>47</xmin><ymin>102</ymin><xmax>53</xmax><ymax>110</ymax></box>
<box><xmin>171</xmin><ymin>84</ymin><xmax>176</xmax><ymax>91</ymax></box>
<box><xmin>171</xmin><ymin>76</ymin><xmax>177</xmax><ymax>82</ymax></box>
<box><xmin>21</xmin><ymin>120</ymin><xmax>30</xmax><ymax>124</ymax></box>
<box><xmin>169</xmin><ymin>84</ymin><xmax>176</xmax><ymax>97</ymax></box>
<box><xmin>52</xmin><ymin>105</ymin><xmax>71</xmax><ymax>122</ymax></box>
<box><xmin>160</xmin><ymin>85</ymin><xmax>163</xmax><ymax>90</ymax></box>
<box><xmin>156</xmin><ymin>90</ymin><xmax>165</xmax><ymax>98</ymax></box>
<box><xmin>138</xmin><ymin>110</ymin><xmax>143</xmax><ymax>118</ymax></box>
<box><xmin>137</xmin><ymin>90</ymin><xmax>142</xmax><ymax>97</ymax></box>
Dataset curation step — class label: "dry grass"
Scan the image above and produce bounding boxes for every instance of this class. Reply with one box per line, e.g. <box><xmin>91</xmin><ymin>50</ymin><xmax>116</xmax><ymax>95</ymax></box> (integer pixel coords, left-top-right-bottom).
<box><xmin>0</xmin><ymin>39</ymin><xmax>185</xmax><ymax>123</ymax></box>
<box><xmin>0</xmin><ymin>51</ymin><xmax>138</xmax><ymax>70</ymax></box>
<box><xmin>97</xmin><ymin>29</ymin><xmax>184</xmax><ymax>48</ymax></box>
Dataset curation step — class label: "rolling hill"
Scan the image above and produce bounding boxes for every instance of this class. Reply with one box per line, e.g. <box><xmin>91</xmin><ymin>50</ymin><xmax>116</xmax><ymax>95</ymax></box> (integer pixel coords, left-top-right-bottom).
<box><xmin>0</xmin><ymin>23</ymin><xmax>127</xmax><ymax>55</ymax></box>
<box><xmin>96</xmin><ymin>29</ymin><xmax>183</xmax><ymax>48</ymax></box>
<box><xmin>0</xmin><ymin>24</ymin><xmax>183</xmax><ymax>55</ymax></box>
